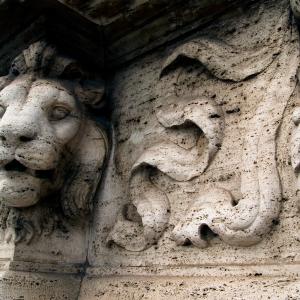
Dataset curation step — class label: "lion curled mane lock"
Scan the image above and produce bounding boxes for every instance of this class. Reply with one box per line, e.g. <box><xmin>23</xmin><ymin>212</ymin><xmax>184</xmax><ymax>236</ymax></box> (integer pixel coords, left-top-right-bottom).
<box><xmin>0</xmin><ymin>41</ymin><xmax>108</xmax><ymax>244</ymax></box>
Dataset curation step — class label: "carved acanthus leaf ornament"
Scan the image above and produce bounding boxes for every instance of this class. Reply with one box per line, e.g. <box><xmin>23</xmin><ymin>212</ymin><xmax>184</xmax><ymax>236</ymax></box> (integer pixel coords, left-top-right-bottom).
<box><xmin>108</xmin><ymin>0</ymin><xmax>299</xmax><ymax>251</ymax></box>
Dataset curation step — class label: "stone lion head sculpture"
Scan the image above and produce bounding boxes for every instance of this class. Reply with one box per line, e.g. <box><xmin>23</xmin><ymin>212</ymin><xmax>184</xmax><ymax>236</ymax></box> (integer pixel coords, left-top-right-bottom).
<box><xmin>0</xmin><ymin>41</ymin><xmax>108</xmax><ymax>243</ymax></box>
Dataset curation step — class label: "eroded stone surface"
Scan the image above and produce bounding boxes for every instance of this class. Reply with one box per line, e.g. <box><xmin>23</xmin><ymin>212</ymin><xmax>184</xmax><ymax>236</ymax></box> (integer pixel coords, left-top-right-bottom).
<box><xmin>79</xmin><ymin>275</ymin><xmax>300</xmax><ymax>300</ymax></box>
<box><xmin>83</xmin><ymin>2</ymin><xmax>300</xmax><ymax>298</ymax></box>
<box><xmin>0</xmin><ymin>270</ymin><xmax>81</xmax><ymax>300</ymax></box>
<box><xmin>1</xmin><ymin>0</ymin><xmax>300</xmax><ymax>299</ymax></box>
<box><xmin>106</xmin><ymin>0</ymin><xmax>299</xmax><ymax>252</ymax></box>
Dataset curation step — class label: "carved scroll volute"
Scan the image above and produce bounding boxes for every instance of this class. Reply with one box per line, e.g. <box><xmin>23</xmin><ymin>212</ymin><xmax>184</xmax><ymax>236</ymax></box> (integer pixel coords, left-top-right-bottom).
<box><xmin>291</xmin><ymin>108</ymin><xmax>300</xmax><ymax>192</ymax></box>
<box><xmin>107</xmin><ymin>55</ymin><xmax>225</xmax><ymax>251</ymax></box>
<box><xmin>291</xmin><ymin>0</ymin><xmax>300</xmax><ymax>19</ymax></box>
<box><xmin>108</xmin><ymin>2</ymin><xmax>299</xmax><ymax>251</ymax></box>
<box><xmin>172</xmin><ymin>16</ymin><xmax>299</xmax><ymax>247</ymax></box>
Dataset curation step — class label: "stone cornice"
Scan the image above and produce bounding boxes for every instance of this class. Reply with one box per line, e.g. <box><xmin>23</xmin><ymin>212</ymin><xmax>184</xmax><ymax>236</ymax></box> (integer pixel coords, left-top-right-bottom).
<box><xmin>0</xmin><ymin>0</ymin><xmax>253</xmax><ymax>70</ymax></box>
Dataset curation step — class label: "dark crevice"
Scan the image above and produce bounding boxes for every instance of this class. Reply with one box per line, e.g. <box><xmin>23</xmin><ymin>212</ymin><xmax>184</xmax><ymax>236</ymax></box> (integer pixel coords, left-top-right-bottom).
<box><xmin>5</xmin><ymin>159</ymin><xmax>27</xmax><ymax>172</ymax></box>
<box><xmin>199</xmin><ymin>224</ymin><xmax>217</xmax><ymax>241</ymax></box>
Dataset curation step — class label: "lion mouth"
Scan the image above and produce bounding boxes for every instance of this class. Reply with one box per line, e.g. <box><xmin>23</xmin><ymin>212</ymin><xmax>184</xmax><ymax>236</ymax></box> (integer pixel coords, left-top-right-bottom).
<box><xmin>4</xmin><ymin>159</ymin><xmax>55</xmax><ymax>179</ymax></box>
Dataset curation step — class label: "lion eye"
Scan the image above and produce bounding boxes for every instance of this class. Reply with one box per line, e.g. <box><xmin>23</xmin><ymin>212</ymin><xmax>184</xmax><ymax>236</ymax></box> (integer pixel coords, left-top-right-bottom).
<box><xmin>0</xmin><ymin>105</ymin><xmax>6</xmax><ymax>118</ymax></box>
<box><xmin>49</xmin><ymin>106</ymin><xmax>70</xmax><ymax>121</ymax></box>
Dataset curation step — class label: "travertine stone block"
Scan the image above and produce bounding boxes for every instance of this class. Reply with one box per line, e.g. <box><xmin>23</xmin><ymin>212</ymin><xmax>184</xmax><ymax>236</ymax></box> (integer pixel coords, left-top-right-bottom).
<box><xmin>84</xmin><ymin>0</ymin><xmax>300</xmax><ymax>298</ymax></box>
<box><xmin>1</xmin><ymin>0</ymin><xmax>300</xmax><ymax>299</ymax></box>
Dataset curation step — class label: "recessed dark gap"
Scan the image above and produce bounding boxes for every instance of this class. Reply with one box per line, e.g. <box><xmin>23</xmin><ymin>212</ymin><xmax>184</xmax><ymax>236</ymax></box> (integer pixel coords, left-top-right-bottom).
<box><xmin>170</xmin><ymin>120</ymin><xmax>204</xmax><ymax>136</ymax></box>
<box><xmin>199</xmin><ymin>224</ymin><xmax>217</xmax><ymax>241</ymax></box>
<box><xmin>35</xmin><ymin>169</ymin><xmax>55</xmax><ymax>179</ymax></box>
<box><xmin>160</xmin><ymin>56</ymin><xmax>204</xmax><ymax>78</ymax></box>
<box><xmin>19</xmin><ymin>136</ymin><xmax>33</xmax><ymax>142</ymax></box>
<box><xmin>5</xmin><ymin>159</ymin><xmax>27</xmax><ymax>172</ymax></box>
<box><xmin>4</xmin><ymin>159</ymin><xmax>54</xmax><ymax>179</ymax></box>
<box><xmin>123</xmin><ymin>203</ymin><xmax>142</xmax><ymax>223</ymax></box>
<box><xmin>182</xmin><ymin>239</ymin><xmax>192</xmax><ymax>246</ymax></box>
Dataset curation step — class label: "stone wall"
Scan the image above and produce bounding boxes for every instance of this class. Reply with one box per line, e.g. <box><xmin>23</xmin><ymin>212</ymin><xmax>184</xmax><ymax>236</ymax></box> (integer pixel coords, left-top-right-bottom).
<box><xmin>0</xmin><ymin>0</ymin><xmax>300</xmax><ymax>299</ymax></box>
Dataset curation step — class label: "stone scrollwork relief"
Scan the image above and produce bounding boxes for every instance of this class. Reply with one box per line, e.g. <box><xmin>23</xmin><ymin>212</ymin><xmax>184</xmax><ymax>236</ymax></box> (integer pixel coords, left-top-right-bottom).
<box><xmin>291</xmin><ymin>0</ymin><xmax>300</xmax><ymax>18</ymax></box>
<box><xmin>291</xmin><ymin>0</ymin><xmax>300</xmax><ymax>193</ymax></box>
<box><xmin>0</xmin><ymin>41</ymin><xmax>108</xmax><ymax>244</ymax></box>
<box><xmin>108</xmin><ymin>1</ymin><xmax>300</xmax><ymax>251</ymax></box>
<box><xmin>107</xmin><ymin>47</ymin><xmax>226</xmax><ymax>251</ymax></box>
<box><xmin>291</xmin><ymin>107</ymin><xmax>300</xmax><ymax>194</ymax></box>
<box><xmin>171</xmin><ymin>12</ymin><xmax>299</xmax><ymax>247</ymax></box>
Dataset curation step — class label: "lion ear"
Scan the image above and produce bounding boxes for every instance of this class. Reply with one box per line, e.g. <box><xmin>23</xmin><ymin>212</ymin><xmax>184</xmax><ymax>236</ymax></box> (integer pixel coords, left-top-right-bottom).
<box><xmin>61</xmin><ymin>119</ymin><xmax>108</xmax><ymax>218</ymax></box>
<box><xmin>75</xmin><ymin>79</ymin><xmax>105</xmax><ymax>109</ymax></box>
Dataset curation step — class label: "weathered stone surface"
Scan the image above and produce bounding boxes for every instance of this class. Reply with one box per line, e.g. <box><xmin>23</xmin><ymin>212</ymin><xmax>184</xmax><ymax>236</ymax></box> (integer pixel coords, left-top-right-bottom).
<box><xmin>0</xmin><ymin>270</ymin><xmax>81</xmax><ymax>299</ymax></box>
<box><xmin>79</xmin><ymin>275</ymin><xmax>300</xmax><ymax>299</ymax></box>
<box><xmin>84</xmin><ymin>0</ymin><xmax>300</xmax><ymax>298</ymax></box>
<box><xmin>107</xmin><ymin>0</ymin><xmax>298</xmax><ymax>251</ymax></box>
<box><xmin>99</xmin><ymin>0</ymin><xmax>297</xmax><ymax>253</ymax></box>
<box><xmin>1</xmin><ymin>0</ymin><xmax>300</xmax><ymax>299</ymax></box>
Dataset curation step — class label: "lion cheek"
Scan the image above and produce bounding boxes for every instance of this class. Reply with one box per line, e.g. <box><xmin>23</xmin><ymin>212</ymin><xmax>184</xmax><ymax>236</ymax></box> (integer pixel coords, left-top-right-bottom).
<box><xmin>15</xmin><ymin>145</ymin><xmax>60</xmax><ymax>171</ymax></box>
<box><xmin>0</xmin><ymin>146</ymin><xmax>15</xmax><ymax>167</ymax></box>
<box><xmin>0</xmin><ymin>172</ymin><xmax>41</xmax><ymax>207</ymax></box>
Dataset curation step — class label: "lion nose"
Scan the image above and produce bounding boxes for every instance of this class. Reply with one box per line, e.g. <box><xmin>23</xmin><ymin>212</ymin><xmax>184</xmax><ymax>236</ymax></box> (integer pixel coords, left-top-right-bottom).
<box><xmin>19</xmin><ymin>131</ymin><xmax>37</xmax><ymax>142</ymax></box>
<box><xmin>0</xmin><ymin>124</ymin><xmax>38</xmax><ymax>144</ymax></box>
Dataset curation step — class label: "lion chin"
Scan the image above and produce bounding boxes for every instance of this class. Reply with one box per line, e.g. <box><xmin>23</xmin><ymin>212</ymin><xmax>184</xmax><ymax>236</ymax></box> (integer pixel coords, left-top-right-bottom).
<box><xmin>0</xmin><ymin>159</ymin><xmax>55</xmax><ymax>208</ymax></box>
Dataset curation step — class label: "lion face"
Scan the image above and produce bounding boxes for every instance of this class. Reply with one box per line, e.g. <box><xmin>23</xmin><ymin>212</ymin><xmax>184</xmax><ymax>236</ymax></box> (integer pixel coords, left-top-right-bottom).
<box><xmin>0</xmin><ymin>75</ymin><xmax>83</xmax><ymax>208</ymax></box>
<box><xmin>0</xmin><ymin>40</ymin><xmax>107</xmax><ymax>243</ymax></box>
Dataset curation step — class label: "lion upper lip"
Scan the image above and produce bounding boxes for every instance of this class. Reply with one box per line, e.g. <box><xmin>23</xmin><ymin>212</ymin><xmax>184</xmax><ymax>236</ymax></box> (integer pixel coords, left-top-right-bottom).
<box><xmin>3</xmin><ymin>159</ymin><xmax>54</xmax><ymax>179</ymax></box>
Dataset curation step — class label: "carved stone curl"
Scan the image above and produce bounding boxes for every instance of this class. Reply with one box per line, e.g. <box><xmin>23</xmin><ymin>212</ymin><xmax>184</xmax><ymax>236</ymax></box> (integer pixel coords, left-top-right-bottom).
<box><xmin>0</xmin><ymin>41</ymin><xmax>108</xmax><ymax>244</ymax></box>
<box><xmin>291</xmin><ymin>107</ymin><xmax>300</xmax><ymax>193</ymax></box>
<box><xmin>291</xmin><ymin>0</ymin><xmax>300</xmax><ymax>18</ymax></box>
<box><xmin>108</xmin><ymin>1</ymin><xmax>299</xmax><ymax>251</ymax></box>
